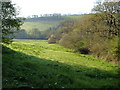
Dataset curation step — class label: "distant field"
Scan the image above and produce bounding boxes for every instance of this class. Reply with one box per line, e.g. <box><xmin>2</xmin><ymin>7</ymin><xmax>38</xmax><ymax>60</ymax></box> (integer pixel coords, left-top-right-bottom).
<box><xmin>3</xmin><ymin>40</ymin><xmax>119</xmax><ymax>88</ymax></box>
<box><xmin>21</xmin><ymin>15</ymin><xmax>83</xmax><ymax>32</ymax></box>
<box><xmin>62</xmin><ymin>15</ymin><xmax>84</xmax><ymax>19</ymax></box>
<box><xmin>21</xmin><ymin>21</ymin><xmax>60</xmax><ymax>32</ymax></box>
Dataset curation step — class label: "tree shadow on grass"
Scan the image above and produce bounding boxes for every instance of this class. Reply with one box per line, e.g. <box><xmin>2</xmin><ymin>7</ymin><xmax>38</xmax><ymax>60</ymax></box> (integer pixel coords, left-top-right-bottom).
<box><xmin>2</xmin><ymin>45</ymin><xmax>120</xmax><ymax>89</ymax></box>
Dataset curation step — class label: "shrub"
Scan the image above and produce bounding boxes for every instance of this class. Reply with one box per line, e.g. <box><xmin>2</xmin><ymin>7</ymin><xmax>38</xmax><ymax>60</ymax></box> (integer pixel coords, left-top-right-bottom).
<box><xmin>48</xmin><ymin>35</ymin><xmax>56</xmax><ymax>44</ymax></box>
<box><xmin>75</xmin><ymin>48</ymin><xmax>90</xmax><ymax>54</ymax></box>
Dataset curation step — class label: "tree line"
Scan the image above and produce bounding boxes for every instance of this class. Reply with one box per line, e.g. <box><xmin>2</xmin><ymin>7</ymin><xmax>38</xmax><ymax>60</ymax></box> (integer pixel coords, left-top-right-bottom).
<box><xmin>48</xmin><ymin>1</ymin><xmax>120</xmax><ymax>64</ymax></box>
<box><xmin>13</xmin><ymin>28</ymin><xmax>43</xmax><ymax>39</ymax></box>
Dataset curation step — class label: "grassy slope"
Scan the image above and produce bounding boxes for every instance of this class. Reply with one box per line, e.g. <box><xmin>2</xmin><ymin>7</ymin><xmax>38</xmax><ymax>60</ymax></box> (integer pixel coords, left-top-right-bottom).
<box><xmin>3</xmin><ymin>40</ymin><xmax>120</xmax><ymax>88</ymax></box>
<box><xmin>21</xmin><ymin>15</ymin><xmax>83</xmax><ymax>32</ymax></box>
<box><xmin>21</xmin><ymin>21</ymin><xmax>60</xmax><ymax>32</ymax></box>
<box><xmin>62</xmin><ymin>15</ymin><xmax>84</xmax><ymax>19</ymax></box>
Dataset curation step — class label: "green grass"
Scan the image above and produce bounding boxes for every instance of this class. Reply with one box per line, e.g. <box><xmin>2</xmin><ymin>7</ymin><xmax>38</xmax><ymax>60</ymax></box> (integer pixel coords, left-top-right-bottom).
<box><xmin>62</xmin><ymin>15</ymin><xmax>84</xmax><ymax>19</ymax></box>
<box><xmin>21</xmin><ymin>21</ymin><xmax>60</xmax><ymax>32</ymax></box>
<box><xmin>21</xmin><ymin>15</ymin><xmax>83</xmax><ymax>32</ymax></box>
<box><xmin>2</xmin><ymin>40</ymin><xmax>120</xmax><ymax>88</ymax></box>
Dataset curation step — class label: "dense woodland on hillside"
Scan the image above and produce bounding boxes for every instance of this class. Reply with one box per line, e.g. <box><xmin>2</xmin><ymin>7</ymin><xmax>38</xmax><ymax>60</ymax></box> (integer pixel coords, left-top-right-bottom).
<box><xmin>47</xmin><ymin>2</ymin><xmax>120</xmax><ymax>64</ymax></box>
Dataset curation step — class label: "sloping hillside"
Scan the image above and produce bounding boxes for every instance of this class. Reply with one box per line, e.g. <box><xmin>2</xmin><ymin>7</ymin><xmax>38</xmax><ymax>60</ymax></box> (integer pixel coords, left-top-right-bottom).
<box><xmin>2</xmin><ymin>40</ymin><xmax>120</xmax><ymax>88</ymax></box>
<box><xmin>15</xmin><ymin>15</ymin><xmax>83</xmax><ymax>39</ymax></box>
<box><xmin>21</xmin><ymin>21</ymin><xmax>59</xmax><ymax>32</ymax></box>
<box><xmin>21</xmin><ymin>16</ymin><xmax>68</xmax><ymax>32</ymax></box>
<box><xmin>21</xmin><ymin>15</ymin><xmax>83</xmax><ymax>32</ymax></box>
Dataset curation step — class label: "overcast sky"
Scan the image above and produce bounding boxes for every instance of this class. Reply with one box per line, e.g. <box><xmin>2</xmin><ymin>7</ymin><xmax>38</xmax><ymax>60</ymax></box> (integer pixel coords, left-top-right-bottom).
<box><xmin>11</xmin><ymin>0</ymin><xmax>97</xmax><ymax>17</ymax></box>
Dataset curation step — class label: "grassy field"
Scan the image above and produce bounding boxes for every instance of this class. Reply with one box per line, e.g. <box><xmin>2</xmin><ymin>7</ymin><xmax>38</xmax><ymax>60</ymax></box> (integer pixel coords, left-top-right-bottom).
<box><xmin>62</xmin><ymin>15</ymin><xmax>84</xmax><ymax>19</ymax></box>
<box><xmin>21</xmin><ymin>15</ymin><xmax>83</xmax><ymax>32</ymax></box>
<box><xmin>21</xmin><ymin>21</ymin><xmax>60</xmax><ymax>32</ymax></box>
<box><xmin>2</xmin><ymin>40</ymin><xmax>120</xmax><ymax>88</ymax></box>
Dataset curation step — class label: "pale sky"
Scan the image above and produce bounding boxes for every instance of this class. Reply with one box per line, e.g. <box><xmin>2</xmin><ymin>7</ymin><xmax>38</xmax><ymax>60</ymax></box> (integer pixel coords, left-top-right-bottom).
<box><xmin>11</xmin><ymin>0</ymin><xmax>97</xmax><ymax>17</ymax></box>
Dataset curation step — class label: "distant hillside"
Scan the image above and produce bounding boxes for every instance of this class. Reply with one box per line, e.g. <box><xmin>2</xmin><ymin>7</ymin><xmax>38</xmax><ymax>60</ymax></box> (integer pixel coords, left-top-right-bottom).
<box><xmin>62</xmin><ymin>15</ymin><xmax>84</xmax><ymax>19</ymax></box>
<box><xmin>24</xmin><ymin>16</ymin><xmax>67</xmax><ymax>22</ymax></box>
<box><xmin>21</xmin><ymin>15</ymin><xmax>83</xmax><ymax>32</ymax></box>
<box><xmin>21</xmin><ymin>21</ymin><xmax>59</xmax><ymax>32</ymax></box>
<box><xmin>15</xmin><ymin>15</ymin><xmax>83</xmax><ymax>39</ymax></box>
<box><xmin>20</xmin><ymin>16</ymin><xmax>68</xmax><ymax>32</ymax></box>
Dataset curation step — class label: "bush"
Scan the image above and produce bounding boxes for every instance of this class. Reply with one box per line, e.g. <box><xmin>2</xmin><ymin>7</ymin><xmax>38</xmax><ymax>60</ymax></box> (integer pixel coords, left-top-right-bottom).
<box><xmin>48</xmin><ymin>35</ymin><xmax>56</xmax><ymax>44</ymax></box>
<box><xmin>75</xmin><ymin>48</ymin><xmax>90</xmax><ymax>54</ymax></box>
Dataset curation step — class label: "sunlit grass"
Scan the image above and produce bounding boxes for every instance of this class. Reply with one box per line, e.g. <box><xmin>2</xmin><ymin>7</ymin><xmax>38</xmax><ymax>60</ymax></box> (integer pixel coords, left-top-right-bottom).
<box><xmin>3</xmin><ymin>40</ymin><xmax>120</xmax><ymax>88</ymax></box>
<box><xmin>21</xmin><ymin>21</ymin><xmax>60</xmax><ymax>32</ymax></box>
